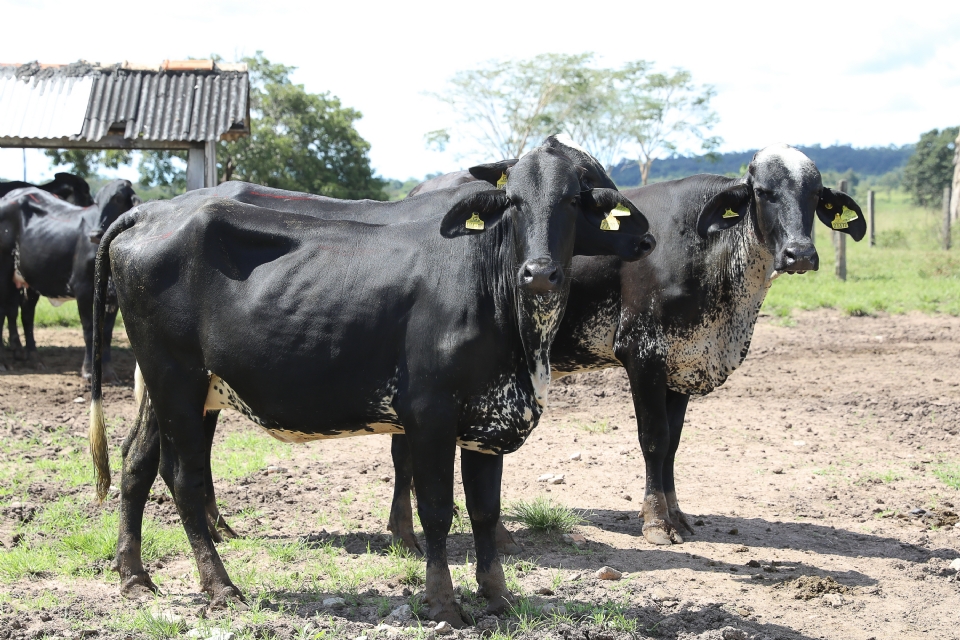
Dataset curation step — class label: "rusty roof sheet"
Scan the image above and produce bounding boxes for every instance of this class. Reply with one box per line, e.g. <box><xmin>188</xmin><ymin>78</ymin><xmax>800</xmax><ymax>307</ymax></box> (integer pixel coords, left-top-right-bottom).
<box><xmin>0</xmin><ymin>60</ymin><xmax>249</xmax><ymax>143</ymax></box>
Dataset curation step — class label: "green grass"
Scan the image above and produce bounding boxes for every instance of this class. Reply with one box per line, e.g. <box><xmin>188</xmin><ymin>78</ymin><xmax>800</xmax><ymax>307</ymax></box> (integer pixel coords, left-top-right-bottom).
<box><xmin>763</xmin><ymin>189</ymin><xmax>960</xmax><ymax>317</ymax></box>
<box><xmin>505</xmin><ymin>495</ymin><xmax>585</xmax><ymax>533</ymax></box>
<box><xmin>932</xmin><ymin>463</ymin><xmax>960</xmax><ymax>490</ymax></box>
<box><xmin>210</xmin><ymin>430</ymin><xmax>292</xmax><ymax>480</ymax></box>
<box><xmin>571</xmin><ymin>419</ymin><xmax>610</xmax><ymax>435</ymax></box>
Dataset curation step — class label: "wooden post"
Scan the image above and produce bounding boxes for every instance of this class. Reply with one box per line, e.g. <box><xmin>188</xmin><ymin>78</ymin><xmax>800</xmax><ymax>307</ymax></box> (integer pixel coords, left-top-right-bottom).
<box><xmin>868</xmin><ymin>190</ymin><xmax>875</xmax><ymax>247</ymax></box>
<box><xmin>944</xmin><ymin>187</ymin><xmax>952</xmax><ymax>251</ymax></box>
<box><xmin>834</xmin><ymin>180</ymin><xmax>847</xmax><ymax>280</ymax></box>
<box><xmin>204</xmin><ymin>140</ymin><xmax>218</xmax><ymax>188</ymax></box>
<box><xmin>186</xmin><ymin>145</ymin><xmax>205</xmax><ymax>191</ymax></box>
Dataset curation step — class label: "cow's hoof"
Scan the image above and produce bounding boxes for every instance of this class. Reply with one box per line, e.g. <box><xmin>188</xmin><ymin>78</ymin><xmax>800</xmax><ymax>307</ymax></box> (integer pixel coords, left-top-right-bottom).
<box><xmin>207</xmin><ymin>586</ymin><xmax>247</xmax><ymax>612</ymax></box>
<box><xmin>119</xmin><ymin>573</ymin><xmax>158</xmax><ymax>598</ymax></box>
<box><xmin>0</xmin><ymin>362</ymin><xmax>8</xmax><ymax>373</ymax></box>
<box><xmin>669</xmin><ymin>509</ymin><xmax>695</xmax><ymax>536</ymax></box>
<box><xmin>391</xmin><ymin>532</ymin><xmax>424</xmax><ymax>557</ymax></box>
<box><xmin>480</xmin><ymin>590</ymin><xmax>516</xmax><ymax>616</ymax></box>
<box><xmin>495</xmin><ymin>522</ymin><xmax>523</xmax><ymax>556</ymax></box>
<box><xmin>11</xmin><ymin>348</ymin><xmax>26</xmax><ymax>362</ymax></box>
<box><xmin>642</xmin><ymin>519</ymin><xmax>683</xmax><ymax>545</ymax></box>
<box><xmin>427</xmin><ymin>601</ymin><xmax>470</xmax><ymax>629</ymax></box>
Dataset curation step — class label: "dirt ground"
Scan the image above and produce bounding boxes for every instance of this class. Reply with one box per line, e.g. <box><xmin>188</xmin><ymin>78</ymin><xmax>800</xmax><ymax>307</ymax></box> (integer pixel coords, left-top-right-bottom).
<box><xmin>1</xmin><ymin>309</ymin><xmax>959</xmax><ymax>640</ymax></box>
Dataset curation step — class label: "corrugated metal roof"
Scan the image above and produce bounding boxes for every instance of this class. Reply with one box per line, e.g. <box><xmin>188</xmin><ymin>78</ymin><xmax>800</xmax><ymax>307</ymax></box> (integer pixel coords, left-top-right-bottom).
<box><xmin>0</xmin><ymin>60</ymin><xmax>249</xmax><ymax>143</ymax></box>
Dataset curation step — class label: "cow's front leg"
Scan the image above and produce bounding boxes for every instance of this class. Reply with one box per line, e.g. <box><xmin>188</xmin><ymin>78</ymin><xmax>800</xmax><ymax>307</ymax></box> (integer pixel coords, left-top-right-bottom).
<box><xmin>19</xmin><ymin>289</ymin><xmax>43</xmax><ymax>369</ymax></box>
<box><xmin>664</xmin><ymin>389</ymin><xmax>694</xmax><ymax>536</ymax></box>
<box><xmin>404</xmin><ymin>412</ymin><xmax>468</xmax><ymax>628</ymax></box>
<box><xmin>4</xmin><ymin>297</ymin><xmax>24</xmax><ymax>364</ymax></box>
<box><xmin>620</xmin><ymin>349</ymin><xmax>681</xmax><ymax>545</ymax></box>
<box><xmin>461</xmin><ymin>449</ymin><xmax>515</xmax><ymax>615</ymax></box>
<box><xmin>387</xmin><ymin>435</ymin><xmax>422</xmax><ymax>555</ymax></box>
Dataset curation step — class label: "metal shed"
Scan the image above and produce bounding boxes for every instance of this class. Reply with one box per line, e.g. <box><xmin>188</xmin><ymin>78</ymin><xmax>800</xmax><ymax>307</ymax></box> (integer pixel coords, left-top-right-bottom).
<box><xmin>0</xmin><ymin>59</ymin><xmax>250</xmax><ymax>190</ymax></box>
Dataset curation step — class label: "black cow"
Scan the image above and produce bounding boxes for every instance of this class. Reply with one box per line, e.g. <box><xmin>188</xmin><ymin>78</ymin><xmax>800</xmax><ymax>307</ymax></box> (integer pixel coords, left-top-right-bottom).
<box><xmin>0</xmin><ymin>172</ymin><xmax>94</xmax><ymax>206</ymax></box>
<box><xmin>89</xmin><ymin>146</ymin><xmax>655</xmax><ymax>625</ymax></box>
<box><xmin>387</xmin><ymin>142</ymin><xmax>865</xmax><ymax>548</ymax></box>
<box><xmin>0</xmin><ymin>180</ymin><xmax>140</xmax><ymax>379</ymax></box>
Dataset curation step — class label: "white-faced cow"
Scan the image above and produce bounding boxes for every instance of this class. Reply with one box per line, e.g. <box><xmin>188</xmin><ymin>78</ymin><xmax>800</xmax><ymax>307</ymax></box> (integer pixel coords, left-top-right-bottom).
<box><xmin>89</xmin><ymin>145</ymin><xmax>655</xmax><ymax>625</ymax></box>
<box><xmin>0</xmin><ymin>172</ymin><xmax>94</xmax><ymax>206</ymax></box>
<box><xmin>386</xmin><ymin>142</ymin><xmax>866</xmax><ymax>548</ymax></box>
<box><xmin>0</xmin><ymin>180</ymin><xmax>139</xmax><ymax>377</ymax></box>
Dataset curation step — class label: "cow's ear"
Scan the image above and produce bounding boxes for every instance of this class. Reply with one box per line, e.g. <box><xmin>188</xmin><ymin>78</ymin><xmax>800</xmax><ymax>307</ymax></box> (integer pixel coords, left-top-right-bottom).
<box><xmin>574</xmin><ymin>188</ymin><xmax>656</xmax><ymax>262</ymax></box>
<box><xmin>817</xmin><ymin>188</ymin><xmax>866</xmax><ymax>241</ymax></box>
<box><xmin>439</xmin><ymin>189</ymin><xmax>511</xmax><ymax>238</ymax></box>
<box><xmin>468</xmin><ymin>159</ymin><xmax>519</xmax><ymax>188</ymax></box>
<box><xmin>697</xmin><ymin>182</ymin><xmax>752</xmax><ymax>237</ymax></box>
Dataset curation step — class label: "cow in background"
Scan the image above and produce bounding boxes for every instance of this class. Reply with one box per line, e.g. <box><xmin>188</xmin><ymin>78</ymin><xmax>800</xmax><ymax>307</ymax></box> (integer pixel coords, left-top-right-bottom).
<box><xmin>0</xmin><ymin>180</ymin><xmax>139</xmax><ymax>380</ymax></box>
<box><xmin>387</xmin><ymin>142</ymin><xmax>866</xmax><ymax>548</ymax></box>
<box><xmin>0</xmin><ymin>172</ymin><xmax>94</xmax><ymax>206</ymax></box>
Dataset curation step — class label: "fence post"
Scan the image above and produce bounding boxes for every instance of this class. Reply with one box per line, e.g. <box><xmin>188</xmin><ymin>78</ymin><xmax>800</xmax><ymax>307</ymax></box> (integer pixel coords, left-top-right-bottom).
<box><xmin>868</xmin><ymin>190</ymin><xmax>875</xmax><ymax>247</ymax></box>
<box><xmin>834</xmin><ymin>180</ymin><xmax>847</xmax><ymax>280</ymax></box>
<box><xmin>944</xmin><ymin>187</ymin><xmax>952</xmax><ymax>251</ymax></box>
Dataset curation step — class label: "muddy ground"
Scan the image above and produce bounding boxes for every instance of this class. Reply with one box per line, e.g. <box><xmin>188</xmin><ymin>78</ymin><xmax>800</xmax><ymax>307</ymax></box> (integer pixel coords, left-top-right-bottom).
<box><xmin>1</xmin><ymin>309</ymin><xmax>959</xmax><ymax>640</ymax></box>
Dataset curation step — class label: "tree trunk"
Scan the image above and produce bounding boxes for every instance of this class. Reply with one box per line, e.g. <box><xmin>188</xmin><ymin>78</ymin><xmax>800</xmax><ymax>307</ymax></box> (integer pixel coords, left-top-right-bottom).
<box><xmin>951</xmin><ymin>131</ymin><xmax>960</xmax><ymax>222</ymax></box>
<box><xmin>640</xmin><ymin>160</ymin><xmax>652</xmax><ymax>186</ymax></box>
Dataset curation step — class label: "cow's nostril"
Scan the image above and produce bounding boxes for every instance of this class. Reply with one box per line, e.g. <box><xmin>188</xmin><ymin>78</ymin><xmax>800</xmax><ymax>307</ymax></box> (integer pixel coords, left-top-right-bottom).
<box><xmin>547</xmin><ymin>267</ymin><xmax>560</xmax><ymax>284</ymax></box>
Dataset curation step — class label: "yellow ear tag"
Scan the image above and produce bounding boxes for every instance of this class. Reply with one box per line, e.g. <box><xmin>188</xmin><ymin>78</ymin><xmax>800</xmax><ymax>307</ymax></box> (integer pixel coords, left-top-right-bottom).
<box><xmin>496</xmin><ymin>172</ymin><xmax>508</xmax><ymax>190</ymax></box>
<box><xmin>831</xmin><ymin>207</ymin><xmax>858</xmax><ymax>230</ymax></box>
<box><xmin>830</xmin><ymin>213</ymin><xmax>847</xmax><ymax>230</ymax></box>
<box><xmin>611</xmin><ymin>203</ymin><xmax>631</xmax><ymax>217</ymax></box>
<box><xmin>465</xmin><ymin>213</ymin><xmax>485</xmax><ymax>231</ymax></box>
<box><xmin>722</xmin><ymin>208</ymin><xmax>739</xmax><ymax>219</ymax></box>
<box><xmin>600</xmin><ymin>213</ymin><xmax>620</xmax><ymax>231</ymax></box>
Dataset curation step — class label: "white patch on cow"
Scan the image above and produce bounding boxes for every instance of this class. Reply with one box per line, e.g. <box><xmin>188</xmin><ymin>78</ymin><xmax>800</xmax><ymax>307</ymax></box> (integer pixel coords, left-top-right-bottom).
<box><xmin>552</xmin><ymin>294</ymin><xmax>620</xmax><ymax>378</ymax></box>
<box><xmin>47</xmin><ymin>297</ymin><xmax>73</xmax><ymax>307</ymax></box>
<box><xmin>754</xmin><ymin>143</ymin><xmax>814</xmax><ymax>183</ymax></box>
<box><xmin>134</xmin><ymin>363</ymin><xmax>145</xmax><ymax>407</ymax></box>
<box><xmin>554</xmin><ymin>133</ymin><xmax>590</xmax><ymax>155</ymax></box>
<box><xmin>204</xmin><ymin>372</ymin><xmax>404</xmax><ymax>443</ymax></box>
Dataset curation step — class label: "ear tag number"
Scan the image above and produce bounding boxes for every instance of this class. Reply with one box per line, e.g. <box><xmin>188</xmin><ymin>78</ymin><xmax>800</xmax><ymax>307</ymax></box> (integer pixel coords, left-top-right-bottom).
<box><xmin>722</xmin><ymin>208</ymin><xmax>739</xmax><ymax>219</ymax></box>
<box><xmin>465</xmin><ymin>213</ymin><xmax>485</xmax><ymax>231</ymax></box>
<box><xmin>831</xmin><ymin>207</ymin><xmax>858</xmax><ymax>230</ymax></box>
<box><xmin>611</xmin><ymin>203</ymin><xmax>631</xmax><ymax>217</ymax></box>
<box><xmin>496</xmin><ymin>173</ymin><xmax>508</xmax><ymax>190</ymax></box>
<box><xmin>600</xmin><ymin>213</ymin><xmax>620</xmax><ymax>231</ymax></box>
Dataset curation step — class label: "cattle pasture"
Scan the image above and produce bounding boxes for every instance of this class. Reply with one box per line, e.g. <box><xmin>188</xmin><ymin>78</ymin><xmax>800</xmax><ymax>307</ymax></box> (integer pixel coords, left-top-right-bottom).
<box><xmin>1</xmin><ymin>312</ymin><xmax>958</xmax><ymax>639</ymax></box>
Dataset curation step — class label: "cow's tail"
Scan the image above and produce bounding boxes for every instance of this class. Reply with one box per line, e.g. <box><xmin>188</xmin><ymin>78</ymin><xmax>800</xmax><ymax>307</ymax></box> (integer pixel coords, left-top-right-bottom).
<box><xmin>90</xmin><ymin>213</ymin><xmax>136</xmax><ymax>502</ymax></box>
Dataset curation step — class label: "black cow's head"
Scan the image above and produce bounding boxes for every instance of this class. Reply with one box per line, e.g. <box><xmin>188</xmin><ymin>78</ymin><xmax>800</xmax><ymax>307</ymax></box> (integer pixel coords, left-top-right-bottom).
<box><xmin>439</xmin><ymin>143</ymin><xmax>655</xmax><ymax>405</ymax></box>
<box><xmin>89</xmin><ymin>180</ymin><xmax>141</xmax><ymax>243</ymax></box>
<box><xmin>47</xmin><ymin>172</ymin><xmax>94</xmax><ymax>207</ymax></box>
<box><xmin>696</xmin><ymin>143</ymin><xmax>865</xmax><ymax>273</ymax></box>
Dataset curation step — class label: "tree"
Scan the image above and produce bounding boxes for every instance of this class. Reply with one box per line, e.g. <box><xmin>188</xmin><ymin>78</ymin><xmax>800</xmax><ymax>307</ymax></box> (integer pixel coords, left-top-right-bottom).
<box><xmin>43</xmin><ymin>149</ymin><xmax>131</xmax><ymax>180</ymax></box>
<box><xmin>427</xmin><ymin>53</ymin><xmax>597</xmax><ymax>159</ymax></box>
<box><xmin>46</xmin><ymin>53</ymin><xmax>384</xmax><ymax>200</ymax></box>
<box><xmin>617</xmin><ymin>69</ymin><xmax>720</xmax><ymax>185</ymax></box>
<box><xmin>902</xmin><ymin>127</ymin><xmax>959</xmax><ymax>208</ymax></box>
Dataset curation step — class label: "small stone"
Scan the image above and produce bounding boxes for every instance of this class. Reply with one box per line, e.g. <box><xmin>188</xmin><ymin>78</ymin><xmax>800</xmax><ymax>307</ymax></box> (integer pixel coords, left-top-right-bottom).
<box><xmin>39</xmin><ymin>612</ymin><xmax>51</xmax><ymax>622</ymax></box>
<box><xmin>266</xmin><ymin>465</ymin><xmax>288</xmax><ymax>474</ymax></box>
<box><xmin>73</xmin><ymin>396</ymin><xmax>85</xmax><ymax>403</ymax></box>
<box><xmin>949</xmin><ymin>558</ymin><xmax>960</xmax><ymax>572</ymax></box>
<box><xmin>722</xmin><ymin>626</ymin><xmax>748</xmax><ymax>640</ymax></box>
<box><xmin>772</xmin><ymin>468</ymin><xmax>784</xmax><ymax>474</ymax></box>
<box><xmin>595</xmin><ymin>566</ymin><xmax>622</xmax><ymax>580</ymax></box>
<box><xmin>434</xmin><ymin>621</ymin><xmax>454</xmax><ymax>635</ymax></box>
<box><xmin>548</xmin><ymin>475</ymin><xmax>565</xmax><ymax>485</ymax></box>
<box><xmin>148</xmin><ymin>607</ymin><xmax>184</xmax><ymax>628</ymax></box>
<box><xmin>537</xmin><ymin>473</ymin><xmax>554</xmax><ymax>482</ymax></box>
<box><xmin>386</xmin><ymin>604</ymin><xmax>412</xmax><ymax>623</ymax></box>
<box><xmin>536</xmin><ymin>586</ymin><xmax>554</xmax><ymax>596</ymax></box>
<box><xmin>380</xmin><ymin>475</ymin><xmax>391</xmax><ymax>482</ymax></box>
<box><xmin>569</xmin><ymin>452</ymin><xmax>581</xmax><ymax>461</ymax></box>
<box><xmin>792</xmin><ymin>440</ymin><xmax>806</xmax><ymax>447</ymax></box>
<box><xmin>909</xmin><ymin>508</ymin><xmax>926</xmax><ymax>516</ymax></box>
<box><xmin>727</xmin><ymin>528</ymin><xmax>739</xmax><ymax>535</ymax></box>
<box><xmin>322</xmin><ymin>597</ymin><xmax>345</xmax><ymax>607</ymax></box>
<box><xmin>561</xmin><ymin>533</ymin><xmax>587</xmax><ymax>548</ymax></box>
<box><xmin>186</xmin><ymin>629</ymin><xmax>235</xmax><ymax>640</ymax></box>
<box><xmin>746</xmin><ymin>559</ymin><xmax>761</xmax><ymax>567</ymax></box>
<box><xmin>822</xmin><ymin>593</ymin><xmax>844</xmax><ymax>608</ymax></box>
<box><xmin>734</xmin><ymin>545</ymin><xmax>748</xmax><ymax>552</ymax></box>
<box><xmin>623</xmin><ymin>494</ymin><xmax>632</xmax><ymax>502</ymax></box>
<box><xmin>694</xmin><ymin>519</ymin><xmax>705</xmax><ymax>526</ymax></box>
<box><xmin>619</xmin><ymin>448</ymin><xmax>628</xmax><ymax>455</ymax></box>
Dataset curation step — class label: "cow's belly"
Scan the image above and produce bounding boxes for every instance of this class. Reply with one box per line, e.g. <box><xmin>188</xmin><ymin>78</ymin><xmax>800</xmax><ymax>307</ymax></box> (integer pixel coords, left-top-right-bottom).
<box><xmin>204</xmin><ymin>373</ymin><xmax>404</xmax><ymax>443</ymax></box>
<box><xmin>664</xmin><ymin>308</ymin><xmax>759</xmax><ymax>396</ymax></box>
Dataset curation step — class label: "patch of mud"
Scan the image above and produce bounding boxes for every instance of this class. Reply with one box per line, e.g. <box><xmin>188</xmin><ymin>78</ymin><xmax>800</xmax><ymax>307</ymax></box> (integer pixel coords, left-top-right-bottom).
<box><xmin>785</xmin><ymin>575</ymin><xmax>850</xmax><ymax>600</ymax></box>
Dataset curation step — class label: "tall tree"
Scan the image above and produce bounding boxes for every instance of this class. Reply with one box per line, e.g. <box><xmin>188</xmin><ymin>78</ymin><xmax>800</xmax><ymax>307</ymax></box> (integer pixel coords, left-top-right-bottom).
<box><xmin>427</xmin><ymin>53</ymin><xmax>597</xmax><ymax>159</ymax></box>
<box><xmin>43</xmin><ymin>149</ymin><xmax>131</xmax><ymax>180</ymax></box>
<box><xmin>902</xmin><ymin>127</ymin><xmax>959</xmax><ymax>208</ymax></box>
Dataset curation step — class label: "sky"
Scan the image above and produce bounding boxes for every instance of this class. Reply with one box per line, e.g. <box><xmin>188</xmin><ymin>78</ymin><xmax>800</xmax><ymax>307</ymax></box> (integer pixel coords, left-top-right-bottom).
<box><xmin>2</xmin><ymin>0</ymin><xmax>959</xmax><ymax>183</ymax></box>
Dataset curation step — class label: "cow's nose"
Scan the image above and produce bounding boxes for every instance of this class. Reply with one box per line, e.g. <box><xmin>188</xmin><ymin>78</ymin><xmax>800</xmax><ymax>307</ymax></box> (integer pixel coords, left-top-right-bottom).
<box><xmin>519</xmin><ymin>259</ymin><xmax>562</xmax><ymax>294</ymax></box>
<box><xmin>780</xmin><ymin>243</ymin><xmax>819</xmax><ymax>273</ymax></box>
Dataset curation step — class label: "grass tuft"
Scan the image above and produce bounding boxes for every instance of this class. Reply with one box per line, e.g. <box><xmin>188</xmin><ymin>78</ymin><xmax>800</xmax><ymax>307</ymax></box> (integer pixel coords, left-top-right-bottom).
<box><xmin>932</xmin><ymin>463</ymin><xmax>960</xmax><ymax>490</ymax></box>
<box><xmin>505</xmin><ymin>495</ymin><xmax>585</xmax><ymax>533</ymax></box>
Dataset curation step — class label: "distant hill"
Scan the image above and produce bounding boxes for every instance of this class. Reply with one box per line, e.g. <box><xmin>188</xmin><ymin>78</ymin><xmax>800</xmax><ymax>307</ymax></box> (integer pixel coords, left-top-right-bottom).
<box><xmin>608</xmin><ymin>144</ymin><xmax>914</xmax><ymax>186</ymax></box>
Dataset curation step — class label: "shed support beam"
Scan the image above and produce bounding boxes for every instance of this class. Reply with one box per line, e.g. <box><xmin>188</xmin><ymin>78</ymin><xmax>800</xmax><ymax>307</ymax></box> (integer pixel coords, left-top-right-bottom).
<box><xmin>186</xmin><ymin>146</ymin><xmax>205</xmax><ymax>191</ymax></box>
<box><xmin>205</xmin><ymin>140</ymin><xmax>218</xmax><ymax>187</ymax></box>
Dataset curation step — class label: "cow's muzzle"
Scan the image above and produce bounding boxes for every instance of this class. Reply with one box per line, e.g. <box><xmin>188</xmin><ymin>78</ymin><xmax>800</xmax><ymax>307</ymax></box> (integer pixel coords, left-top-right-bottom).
<box><xmin>519</xmin><ymin>258</ymin><xmax>563</xmax><ymax>294</ymax></box>
<box><xmin>777</xmin><ymin>243</ymin><xmax>818</xmax><ymax>273</ymax></box>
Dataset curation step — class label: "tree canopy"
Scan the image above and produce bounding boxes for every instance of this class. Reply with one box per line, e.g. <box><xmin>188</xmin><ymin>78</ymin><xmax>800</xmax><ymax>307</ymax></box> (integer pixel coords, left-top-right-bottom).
<box><xmin>902</xmin><ymin>127</ymin><xmax>959</xmax><ymax>208</ymax></box>
<box><xmin>45</xmin><ymin>53</ymin><xmax>385</xmax><ymax>200</ymax></box>
<box><xmin>428</xmin><ymin>55</ymin><xmax>720</xmax><ymax>184</ymax></box>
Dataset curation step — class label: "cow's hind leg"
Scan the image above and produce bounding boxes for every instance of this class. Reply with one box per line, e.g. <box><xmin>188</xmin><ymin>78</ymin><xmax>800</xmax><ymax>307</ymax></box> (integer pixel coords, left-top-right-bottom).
<box><xmin>664</xmin><ymin>390</ymin><xmax>694</xmax><ymax>536</ymax></box>
<box><xmin>387</xmin><ymin>435</ymin><xmax>422</xmax><ymax>555</ymax></box>
<box><xmin>461</xmin><ymin>449</ymin><xmax>515</xmax><ymax>615</ymax></box>
<box><xmin>113</xmin><ymin>397</ymin><xmax>161</xmax><ymax>596</ymax></box>
<box><xmin>201</xmin><ymin>410</ymin><xmax>237</xmax><ymax>542</ymax></box>
<box><xmin>4</xmin><ymin>295</ymin><xmax>23</xmax><ymax>365</ymax></box>
<box><xmin>19</xmin><ymin>289</ymin><xmax>43</xmax><ymax>369</ymax></box>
